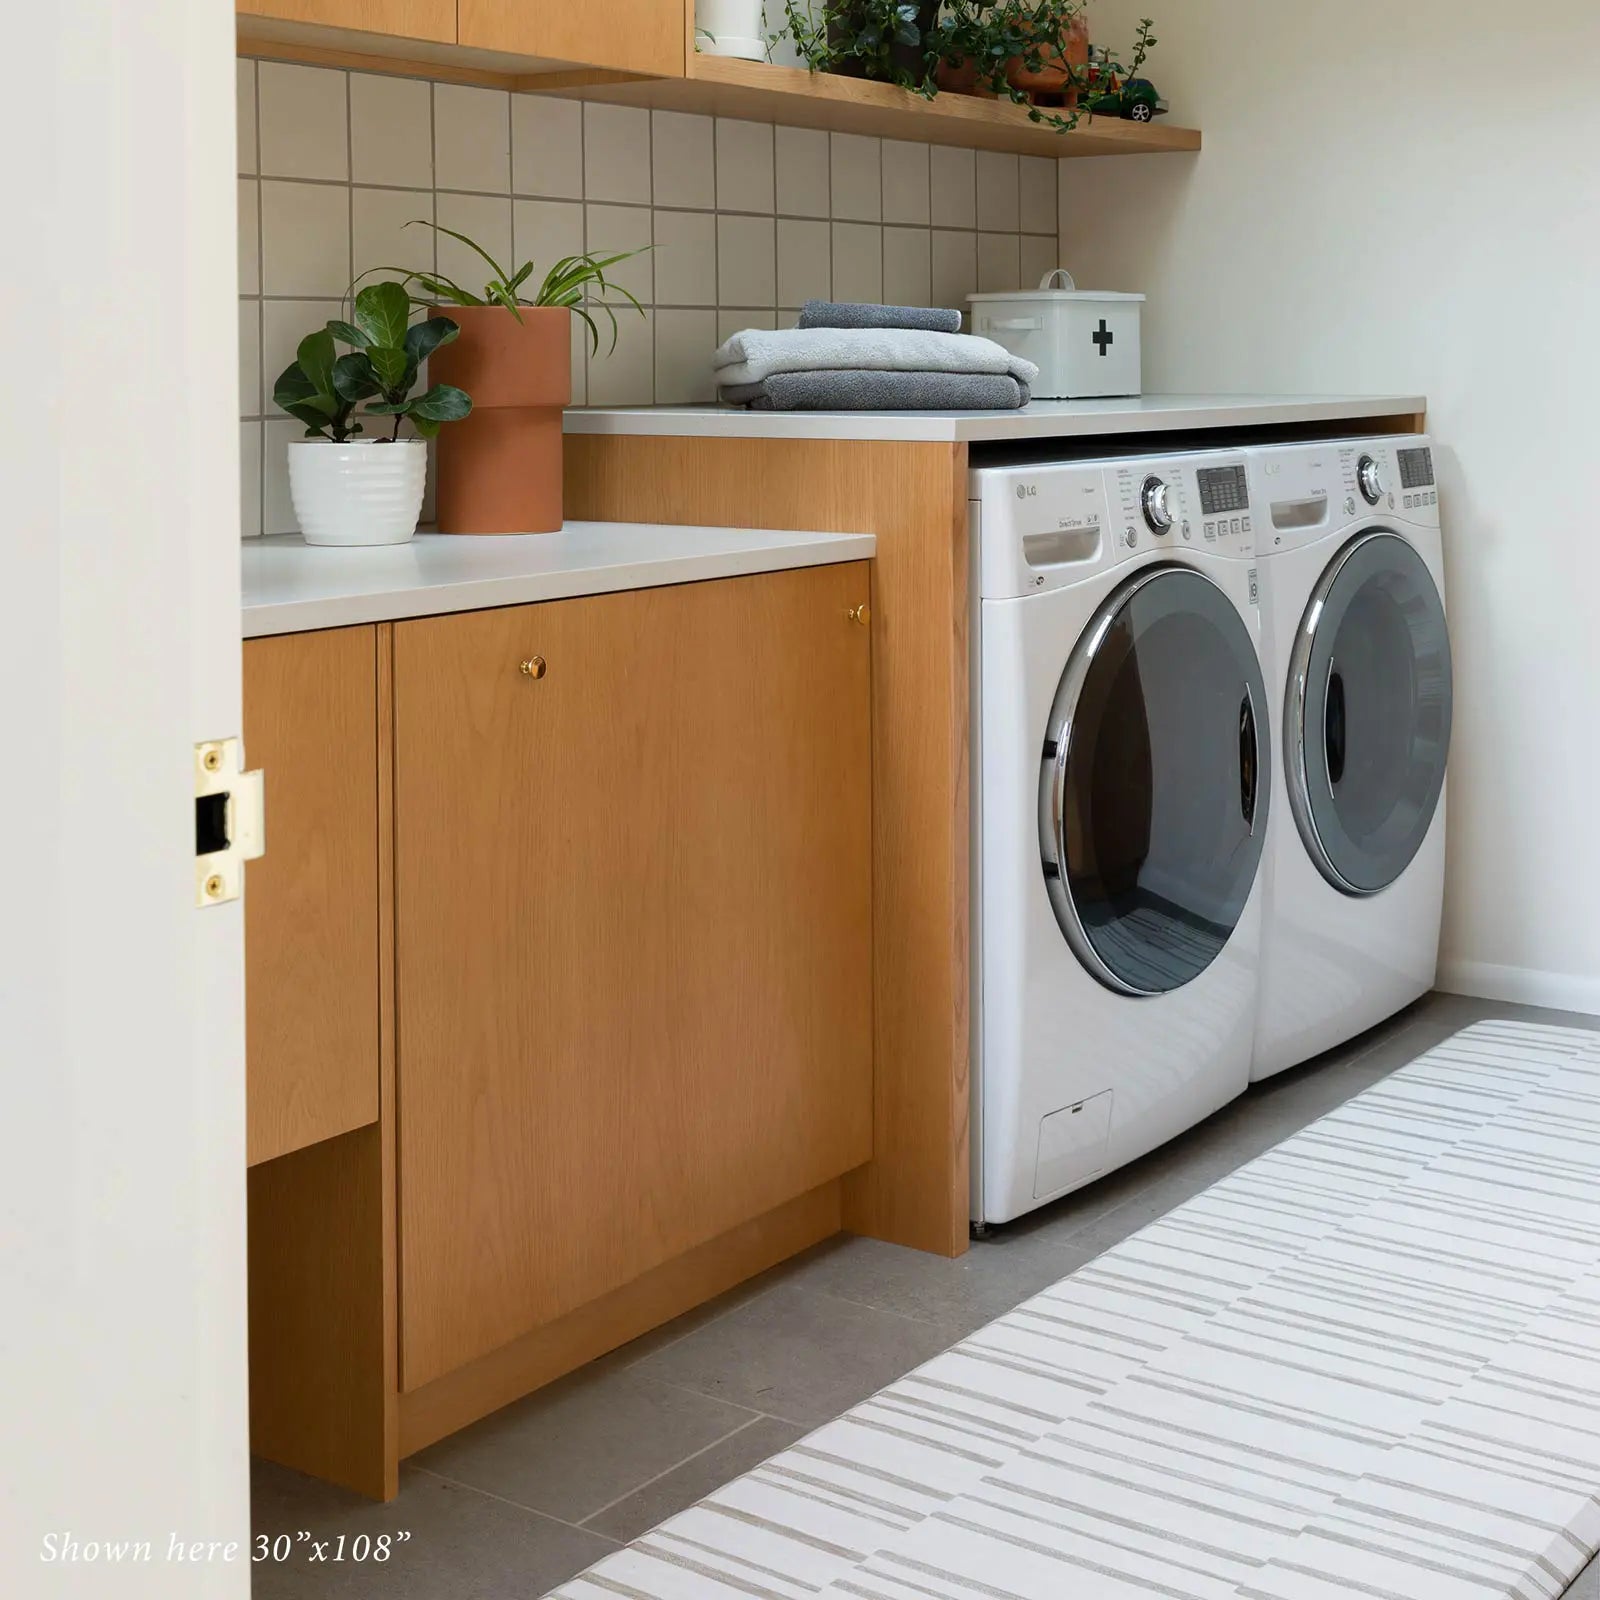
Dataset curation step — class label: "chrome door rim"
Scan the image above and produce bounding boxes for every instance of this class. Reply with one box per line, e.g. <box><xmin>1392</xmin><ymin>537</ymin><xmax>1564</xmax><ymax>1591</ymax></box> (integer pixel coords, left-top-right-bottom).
<box><xmin>1284</xmin><ymin>529</ymin><xmax>1442</xmax><ymax>897</ymax></box>
<box><xmin>1039</xmin><ymin>563</ymin><xmax>1262</xmax><ymax>998</ymax></box>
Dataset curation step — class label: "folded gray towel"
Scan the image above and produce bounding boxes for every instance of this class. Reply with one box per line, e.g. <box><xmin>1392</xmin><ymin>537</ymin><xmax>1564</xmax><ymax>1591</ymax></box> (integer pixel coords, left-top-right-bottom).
<box><xmin>797</xmin><ymin>299</ymin><xmax>963</xmax><ymax>335</ymax></box>
<box><xmin>719</xmin><ymin>369</ymin><xmax>1030</xmax><ymax>412</ymax></box>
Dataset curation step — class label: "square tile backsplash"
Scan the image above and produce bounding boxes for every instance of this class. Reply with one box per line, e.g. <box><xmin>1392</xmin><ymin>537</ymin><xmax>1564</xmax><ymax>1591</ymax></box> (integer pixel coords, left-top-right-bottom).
<box><xmin>238</xmin><ymin>57</ymin><xmax>1064</xmax><ymax>537</ymax></box>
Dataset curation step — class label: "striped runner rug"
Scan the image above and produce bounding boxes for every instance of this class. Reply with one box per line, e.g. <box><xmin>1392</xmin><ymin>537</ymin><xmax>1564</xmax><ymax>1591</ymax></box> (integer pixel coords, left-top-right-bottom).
<box><xmin>546</xmin><ymin>1021</ymin><xmax>1600</xmax><ymax>1600</ymax></box>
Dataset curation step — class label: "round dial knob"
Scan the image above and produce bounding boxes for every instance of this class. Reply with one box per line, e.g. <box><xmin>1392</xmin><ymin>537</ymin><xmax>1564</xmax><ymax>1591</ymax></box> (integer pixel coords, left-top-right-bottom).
<box><xmin>1357</xmin><ymin>455</ymin><xmax>1386</xmax><ymax>506</ymax></box>
<box><xmin>1141</xmin><ymin>475</ymin><xmax>1174</xmax><ymax>533</ymax></box>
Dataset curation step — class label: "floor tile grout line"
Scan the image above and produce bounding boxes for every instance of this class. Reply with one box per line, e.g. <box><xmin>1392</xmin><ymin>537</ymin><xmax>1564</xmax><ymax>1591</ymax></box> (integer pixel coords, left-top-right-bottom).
<box><xmin>575</xmin><ymin>1414</ymin><xmax>771</xmax><ymax>1529</ymax></box>
<box><xmin>406</xmin><ymin>1463</ymin><xmax>624</xmax><ymax>1545</ymax></box>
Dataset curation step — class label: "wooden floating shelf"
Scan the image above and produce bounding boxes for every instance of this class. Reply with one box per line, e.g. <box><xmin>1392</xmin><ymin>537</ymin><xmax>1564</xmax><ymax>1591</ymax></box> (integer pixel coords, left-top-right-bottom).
<box><xmin>537</xmin><ymin>56</ymin><xmax>1201</xmax><ymax>159</ymax></box>
<box><xmin>237</xmin><ymin>20</ymin><xmax>1200</xmax><ymax>160</ymax></box>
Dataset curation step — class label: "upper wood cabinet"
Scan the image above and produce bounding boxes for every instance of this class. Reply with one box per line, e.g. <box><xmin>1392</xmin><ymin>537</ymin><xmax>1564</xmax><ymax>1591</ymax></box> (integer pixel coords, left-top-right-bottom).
<box><xmin>457</xmin><ymin>0</ymin><xmax>685</xmax><ymax>77</ymax></box>
<box><xmin>244</xmin><ymin>628</ymin><xmax>382</xmax><ymax>1166</ymax></box>
<box><xmin>237</xmin><ymin>0</ymin><xmax>454</xmax><ymax>44</ymax></box>
<box><xmin>392</xmin><ymin>564</ymin><xmax>873</xmax><ymax>1390</ymax></box>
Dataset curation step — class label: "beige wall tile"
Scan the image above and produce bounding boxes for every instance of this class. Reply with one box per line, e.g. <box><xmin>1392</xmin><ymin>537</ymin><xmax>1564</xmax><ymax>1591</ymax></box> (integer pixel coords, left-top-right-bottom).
<box><xmin>435</xmin><ymin>192</ymin><xmax>512</xmax><ymax>294</ymax></box>
<box><xmin>774</xmin><ymin>126</ymin><xmax>829</xmax><ymax>218</ymax></box>
<box><xmin>929</xmin><ymin>146</ymin><xmax>975</xmax><ymax>229</ymax></box>
<box><xmin>350</xmin><ymin>73</ymin><xmax>433</xmax><ymax>188</ymax></box>
<box><xmin>654</xmin><ymin>309</ymin><xmax>718</xmax><ymax>403</ymax></box>
<box><xmin>585</xmin><ymin>204</ymin><xmax>653</xmax><ymax>302</ymax></box>
<box><xmin>240</xmin><ymin>421</ymin><xmax>262</xmax><ymax>538</ymax></box>
<box><xmin>931</xmin><ymin>228</ymin><xmax>977</xmax><ymax>319</ymax></box>
<box><xmin>975</xmin><ymin>150</ymin><xmax>1020</xmax><ymax>232</ymax></box>
<box><xmin>715</xmin><ymin>118</ymin><xmax>775</xmax><ymax>213</ymax></box>
<box><xmin>831</xmin><ymin>221</ymin><xmax>882</xmax><ymax>303</ymax></box>
<box><xmin>776</xmin><ymin>218</ymin><xmax>830</xmax><ymax>309</ymax></box>
<box><xmin>653</xmin><ymin>111</ymin><xmax>715</xmax><ymax>210</ymax></box>
<box><xmin>261</xmin><ymin>299</ymin><xmax>342</xmax><ymax>415</ymax></box>
<box><xmin>718</xmin><ymin>214</ymin><xmax>776</xmax><ymax>306</ymax></box>
<box><xmin>830</xmin><ymin>133</ymin><xmax>881</xmax><ymax>222</ymax></box>
<box><xmin>586</xmin><ymin>308</ymin><xmax>654</xmax><ymax>405</ymax></box>
<box><xmin>237</xmin><ymin>60</ymin><xmax>257</xmax><ymax>175</ymax></box>
<box><xmin>585</xmin><ymin>104</ymin><xmax>652</xmax><ymax>205</ymax></box>
<box><xmin>719</xmin><ymin>307</ymin><xmax>776</xmax><ymax>343</ymax></box>
<box><xmin>238</xmin><ymin>179</ymin><xmax>260</xmax><ymax>294</ymax></box>
<box><xmin>260</xmin><ymin>180</ymin><xmax>350</xmax><ymax>296</ymax></box>
<box><xmin>653</xmin><ymin>210</ymin><xmax>717</xmax><ymax>307</ymax></box>
<box><xmin>352</xmin><ymin>188</ymin><xmax>433</xmax><ymax>287</ymax></box>
<box><xmin>1019</xmin><ymin>155</ymin><xmax>1057</xmax><ymax>235</ymax></box>
<box><xmin>1020</xmin><ymin>233</ymin><xmax>1058</xmax><ymax>289</ymax></box>
<box><xmin>511</xmin><ymin>95</ymin><xmax>583</xmax><ymax>199</ymax></box>
<box><xmin>239</xmin><ymin>299</ymin><xmax>260</xmax><ymax>417</ymax></box>
<box><xmin>434</xmin><ymin>83</ymin><xmax>511</xmax><ymax>194</ymax></box>
<box><xmin>513</xmin><ymin>198</ymin><xmax>584</xmax><ymax>277</ymax></box>
<box><xmin>258</xmin><ymin>63</ymin><xmax>348</xmax><ymax>181</ymax></box>
<box><xmin>977</xmin><ymin>230</ymin><xmax>1021</xmax><ymax>292</ymax></box>
<box><xmin>262</xmin><ymin>418</ymin><xmax>303</xmax><ymax>535</ymax></box>
<box><xmin>881</xmin><ymin>141</ymin><xmax>929</xmax><ymax>227</ymax></box>
<box><xmin>883</xmin><ymin>226</ymin><xmax>932</xmax><ymax>308</ymax></box>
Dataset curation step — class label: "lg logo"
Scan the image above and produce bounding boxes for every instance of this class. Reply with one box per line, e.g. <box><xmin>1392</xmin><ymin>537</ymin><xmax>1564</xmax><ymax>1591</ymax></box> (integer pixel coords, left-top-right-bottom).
<box><xmin>1014</xmin><ymin>483</ymin><xmax>1038</xmax><ymax>500</ymax></box>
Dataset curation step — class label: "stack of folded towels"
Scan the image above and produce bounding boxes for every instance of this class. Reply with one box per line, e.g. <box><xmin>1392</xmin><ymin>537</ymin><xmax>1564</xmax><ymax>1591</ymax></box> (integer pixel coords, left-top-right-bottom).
<box><xmin>713</xmin><ymin>300</ymin><xmax>1038</xmax><ymax>412</ymax></box>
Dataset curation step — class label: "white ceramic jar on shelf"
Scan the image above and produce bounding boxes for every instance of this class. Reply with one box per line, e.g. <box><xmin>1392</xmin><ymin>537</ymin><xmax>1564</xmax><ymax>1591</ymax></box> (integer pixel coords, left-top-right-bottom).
<box><xmin>286</xmin><ymin>439</ymin><xmax>427</xmax><ymax>547</ymax></box>
<box><xmin>696</xmin><ymin>0</ymin><xmax>767</xmax><ymax>59</ymax></box>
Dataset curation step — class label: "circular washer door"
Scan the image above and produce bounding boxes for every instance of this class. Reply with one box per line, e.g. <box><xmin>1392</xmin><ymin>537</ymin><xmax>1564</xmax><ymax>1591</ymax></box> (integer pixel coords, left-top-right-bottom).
<box><xmin>1040</xmin><ymin>565</ymin><xmax>1270</xmax><ymax>997</ymax></box>
<box><xmin>1286</xmin><ymin>530</ymin><xmax>1452</xmax><ymax>896</ymax></box>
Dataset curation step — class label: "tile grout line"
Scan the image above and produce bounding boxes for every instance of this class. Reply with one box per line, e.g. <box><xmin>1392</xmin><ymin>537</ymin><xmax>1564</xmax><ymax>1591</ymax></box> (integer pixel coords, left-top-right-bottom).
<box><xmin>575</xmin><ymin>1413</ymin><xmax>770</xmax><ymax>1529</ymax></box>
<box><xmin>406</xmin><ymin>1463</ymin><xmax>624</xmax><ymax>1545</ymax></box>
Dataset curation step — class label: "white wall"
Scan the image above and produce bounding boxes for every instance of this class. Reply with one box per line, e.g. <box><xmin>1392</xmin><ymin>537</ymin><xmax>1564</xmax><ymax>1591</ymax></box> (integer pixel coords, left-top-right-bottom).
<box><xmin>1062</xmin><ymin>0</ymin><xmax>1600</xmax><ymax>1012</ymax></box>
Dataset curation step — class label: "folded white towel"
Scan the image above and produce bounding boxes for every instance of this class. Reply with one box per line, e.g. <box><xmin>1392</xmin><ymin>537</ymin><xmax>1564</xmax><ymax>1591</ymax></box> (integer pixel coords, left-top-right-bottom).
<box><xmin>711</xmin><ymin>325</ymin><xmax>1039</xmax><ymax>388</ymax></box>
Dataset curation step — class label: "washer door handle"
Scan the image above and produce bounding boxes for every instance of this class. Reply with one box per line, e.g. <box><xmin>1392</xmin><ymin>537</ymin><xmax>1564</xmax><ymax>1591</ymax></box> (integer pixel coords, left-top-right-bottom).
<box><xmin>1324</xmin><ymin>658</ymin><xmax>1346</xmax><ymax>788</ymax></box>
<box><xmin>1239</xmin><ymin>686</ymin><xmax>1258</xmax><ymax>833</ymax></box>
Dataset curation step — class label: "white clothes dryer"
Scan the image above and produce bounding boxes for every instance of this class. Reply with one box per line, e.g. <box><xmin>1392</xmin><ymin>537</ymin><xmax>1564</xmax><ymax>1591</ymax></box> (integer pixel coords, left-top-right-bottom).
<box><xmin>970</xmin><ymin>449</ymin><xmax>1267</xmax><ymax>1227</ymax></box>
<box><xmin>1246</xmin><ymin>436</ymin><xmax>1451</xmax><ymax>1081</ymax></box>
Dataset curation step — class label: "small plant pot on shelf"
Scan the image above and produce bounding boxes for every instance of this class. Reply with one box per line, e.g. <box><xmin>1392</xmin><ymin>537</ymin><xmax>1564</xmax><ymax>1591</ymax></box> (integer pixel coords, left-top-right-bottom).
<box><xmin>934</xmin><ymin>55</ymin><xmax>997</xmax><ymax>96</ymax></box>
<box><xmin>288</xmin><ymin>439</ymin><xmax>427</xmax><ymax>547</ymax></box>
<box><xmin>696</xmin><ymin>0</ymin><xmax>767</xmax><ymax>59</ymax></box>
<box><xmin>428</xmin><ymin>305</ymin><xmax>572</xmax><ymax>535</ymax></box>
<box><xmin>1006</xmin><ymin>14</ymin><xmax>1089</xmax><ymax>104</ymax></box>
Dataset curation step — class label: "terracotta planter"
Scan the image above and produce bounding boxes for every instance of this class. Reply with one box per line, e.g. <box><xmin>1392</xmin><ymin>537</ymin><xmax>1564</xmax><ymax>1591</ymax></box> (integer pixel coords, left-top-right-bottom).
<box><xmin>1005</xmin><ymin>13</ymin><xmax>1089</xmax><ymax>103</ymax></box>
<box><xmin>934</xmin><ymin>55</ymin><xmax>997</xmax><ymax>96</ymax></box>
<box><xmin>428</xmin><ymin>305</ymin><xmax>571</xmax><ymax>535</ymax></box>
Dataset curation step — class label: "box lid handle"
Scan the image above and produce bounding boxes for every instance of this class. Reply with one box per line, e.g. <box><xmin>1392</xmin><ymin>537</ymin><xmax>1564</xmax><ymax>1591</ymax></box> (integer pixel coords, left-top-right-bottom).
<box><xmin>1040</xmin><ymin>268</ymin><xmax>1078</xmax><ymax>290</ymax></box>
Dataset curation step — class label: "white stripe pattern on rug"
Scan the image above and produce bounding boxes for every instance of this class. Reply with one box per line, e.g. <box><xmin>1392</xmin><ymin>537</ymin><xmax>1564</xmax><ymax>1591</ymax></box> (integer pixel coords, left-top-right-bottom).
<box><xmin>546</xmin><ymin>1021</ymin><xmax>1600</xmax><ymax>1600</ymax></box>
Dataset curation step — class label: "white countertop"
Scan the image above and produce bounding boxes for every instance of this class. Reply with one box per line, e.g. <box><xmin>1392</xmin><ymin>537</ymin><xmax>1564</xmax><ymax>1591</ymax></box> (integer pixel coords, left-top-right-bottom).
<box><xmin>242</xmin><ymin>523</ymin><xmax>876</xmax><ymax>637</ymax></box>
<box><xmin>564</xmin><ymin>394</ymin><xmax>1425</xmax><ymax>445</ymax></box>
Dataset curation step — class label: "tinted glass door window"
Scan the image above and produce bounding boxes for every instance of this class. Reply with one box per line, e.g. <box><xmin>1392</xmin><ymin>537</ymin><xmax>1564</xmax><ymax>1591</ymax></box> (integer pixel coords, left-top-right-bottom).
<box><xmin>1042</xmin><ymin>567</ymin><xmax>1269</xmax><ymax>995</ymax></box>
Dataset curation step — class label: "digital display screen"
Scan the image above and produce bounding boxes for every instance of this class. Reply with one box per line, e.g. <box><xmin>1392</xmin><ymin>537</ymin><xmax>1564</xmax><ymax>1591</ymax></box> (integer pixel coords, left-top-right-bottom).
<box><xmin>1398</xmin><ymin>447</ymin><xmax>1435</xmax><ymax>489</ymax></box>
<box><xmin>1197</xmin><ymin>464</ymin><xmax>1249</xmax><ymax>516</ymax></box>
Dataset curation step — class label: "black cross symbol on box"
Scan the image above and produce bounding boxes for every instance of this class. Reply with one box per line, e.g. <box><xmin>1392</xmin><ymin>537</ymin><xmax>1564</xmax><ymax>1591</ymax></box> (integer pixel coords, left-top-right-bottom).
<box><xmin>1092</xmin><ymin>319</ymin><xmax>1114</xmax><ymax>356</ymax></box>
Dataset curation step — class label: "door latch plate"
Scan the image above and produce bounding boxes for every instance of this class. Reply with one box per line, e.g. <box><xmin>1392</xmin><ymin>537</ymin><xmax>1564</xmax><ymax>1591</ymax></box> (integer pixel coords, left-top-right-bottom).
<box><xmin>195</xmin><ymin>738</ymin><xmax>264</xmax><ymax>907</ymax></box>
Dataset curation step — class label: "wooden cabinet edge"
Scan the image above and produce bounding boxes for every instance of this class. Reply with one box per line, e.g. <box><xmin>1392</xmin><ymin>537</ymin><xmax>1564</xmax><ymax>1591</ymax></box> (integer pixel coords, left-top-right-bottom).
<box><xmin>398</xmin><ymin>1179</ymin><xmax>844</xmax><ymax>1457</ymax></box>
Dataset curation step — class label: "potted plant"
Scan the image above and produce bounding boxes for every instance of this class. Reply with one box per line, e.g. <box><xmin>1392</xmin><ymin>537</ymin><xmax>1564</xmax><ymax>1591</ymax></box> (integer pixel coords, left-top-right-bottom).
<box><xmin>777</xmin><ymin>0</ymin><xmax>940</xmax><ymax>91</ymax></box>
<box><xmin>696</xmin><ymin>0</ymin><xmax>768</xmax><ymax>59</ymax></box>
<box><xmin>272</xmin><ymin>282</ymin><xmax>471</xmax><ymax>546</ymax></box>
<box><xmin>385</xmin><ymin>223</ymin><xmax>644</xmax><ymax>535</ymax></box>
<box><xmin>1003</xmin><ymin>0</ymin><xmax>1089</xmax><ymax>105</ymax></box>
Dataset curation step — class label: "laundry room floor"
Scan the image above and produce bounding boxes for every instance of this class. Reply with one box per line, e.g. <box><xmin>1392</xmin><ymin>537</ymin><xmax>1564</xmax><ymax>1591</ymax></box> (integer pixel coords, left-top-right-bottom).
<box><xmin>249</xmin><ymin>990</ymin><xmax>1600</xmax><ymax>1600</ymax></box>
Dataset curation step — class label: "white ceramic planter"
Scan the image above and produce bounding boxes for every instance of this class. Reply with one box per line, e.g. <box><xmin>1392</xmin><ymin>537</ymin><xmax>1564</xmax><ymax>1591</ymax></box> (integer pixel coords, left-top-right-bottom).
<box><xmin>696</xmin><ymin>0</ymin><xmax>766</xmax><ymax>59</ymax></box>
<box><xmin>287</xmin><ymin>439</ymin><xmax>427</xmax><ymax>547</ymax></box>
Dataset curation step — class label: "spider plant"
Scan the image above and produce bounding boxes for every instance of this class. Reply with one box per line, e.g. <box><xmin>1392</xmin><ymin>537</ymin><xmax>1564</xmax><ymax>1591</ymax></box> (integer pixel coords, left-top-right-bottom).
<box><xmin>380</xmin><ymin>221</ymin><xmax>646</xmax><ymax>355</ymax></box>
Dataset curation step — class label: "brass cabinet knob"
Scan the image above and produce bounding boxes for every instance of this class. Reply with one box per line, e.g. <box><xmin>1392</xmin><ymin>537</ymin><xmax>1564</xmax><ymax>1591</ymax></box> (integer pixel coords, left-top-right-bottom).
<box><xmin>847</xmin><ymin>603</ymin><xmax>871</xmax><ymax>627</ymax></box>
<box><xmin>519</xmin><ymin>655</ymin><xmax>547</xmax><ymax>679</ymax></box>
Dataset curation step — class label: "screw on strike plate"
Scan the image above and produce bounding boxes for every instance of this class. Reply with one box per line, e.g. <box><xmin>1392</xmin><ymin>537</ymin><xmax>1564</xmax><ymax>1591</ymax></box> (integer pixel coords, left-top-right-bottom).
<box><xmin>202</xmin><ymin>747</ymin><xmax>222</xmax><ymax>772</ymax></box>
<box><xmin>204</xmin><ymin>874</ymin><xmax>225</xmax><ymax>900</ymax></box>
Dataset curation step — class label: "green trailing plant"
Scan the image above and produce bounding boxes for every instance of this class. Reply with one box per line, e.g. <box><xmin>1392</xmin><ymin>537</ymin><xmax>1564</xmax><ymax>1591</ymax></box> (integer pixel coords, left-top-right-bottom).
<box><xmin>381</xmin><ymin>221</ymin><xmax>646</xmax><ymax>355</ymax></box>
<box><xmin>273</xmin><ymin>282</ymin><xmax>473</xmax><ymax>443</ymax></box>
<box><xmin>774</xmin><ymin>0</ymin><xmax>938</xmax><ymax>94</ymax></box>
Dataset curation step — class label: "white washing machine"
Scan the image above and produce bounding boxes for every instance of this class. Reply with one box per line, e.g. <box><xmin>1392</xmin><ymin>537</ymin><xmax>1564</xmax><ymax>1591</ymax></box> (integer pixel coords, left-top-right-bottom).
<box><xmin>970</xmin><ymin>449</ymin><xmax>1268</xmax><ymax>1227</ymax></box>
<box><xmin>1247</xmin><ymin>436</ymin><xmax>1451</xmax><ymax>1081</ymax></box>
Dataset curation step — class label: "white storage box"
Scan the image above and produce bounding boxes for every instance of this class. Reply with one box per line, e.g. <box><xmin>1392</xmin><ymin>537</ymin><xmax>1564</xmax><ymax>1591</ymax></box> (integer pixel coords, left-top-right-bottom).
<box><xmin>969</xmin><ymin>270</ymin><xmax>1144</xmax><ymax>399</ymax></box>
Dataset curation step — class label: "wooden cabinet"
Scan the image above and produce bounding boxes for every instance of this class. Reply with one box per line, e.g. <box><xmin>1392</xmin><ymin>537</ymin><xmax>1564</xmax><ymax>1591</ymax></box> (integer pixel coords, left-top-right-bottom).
<box><xmin>457</xmin><ymin>0</ymin><xmax>685</xmax><ymax>78</ymax></box>
<box><xmin>237</xmin><ymin>0</ymin><xmax>455</xmax><ymax>44</ymax></box>
<box><xmin>392</xmin><ymin>564</ymin><xmax>873</xmax><ymax>1389</ymax></box>
<box><xmin>244</xmin><ymin>627</ymin><xmax>381</xmax><ymax>1166</ymax></box>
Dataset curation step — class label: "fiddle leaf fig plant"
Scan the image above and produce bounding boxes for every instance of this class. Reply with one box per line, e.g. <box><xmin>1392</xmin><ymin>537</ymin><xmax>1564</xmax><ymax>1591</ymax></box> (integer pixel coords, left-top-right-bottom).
<box><xmin>378</xmin><ymin>221</ymin><xmax>647</xmax><ymax>355</ymax></box>
<box><xmin>273</xmin><ymin>281</ymin><xmax>473</xmax><ymax>442</ymax></box>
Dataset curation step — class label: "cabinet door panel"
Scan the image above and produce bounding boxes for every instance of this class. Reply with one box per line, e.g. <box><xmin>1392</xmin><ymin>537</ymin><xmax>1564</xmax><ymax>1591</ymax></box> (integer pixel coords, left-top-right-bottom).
<box><xmin>245</xmin><ymin>628</ymin><xmax>381</xmax><ymax>1166</ymax></box>
<box><xmin>236</xmin><ymin>1</ymin><xmax>455</xmax><ymax>43</ymax></box>
<box><xmin>395</xmin><ymin>565</ymin><xmax>872</xmax><ymax>1389</ymax></box>
<box><xmin>458</xmin><ymin>0</ymin><xmax>685</xmax><ymax>77</ymax></box>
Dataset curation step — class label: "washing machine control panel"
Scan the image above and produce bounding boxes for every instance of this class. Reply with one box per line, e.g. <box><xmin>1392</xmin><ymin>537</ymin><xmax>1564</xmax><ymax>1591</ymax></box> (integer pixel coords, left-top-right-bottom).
<box><xmin>1110</xmin><ymin>458</ymin><xmax>1254</xmax><ymax>555</ymax></box>
<box><xmin>1247</xmin><ymin>436</ymin><xmax>1437</xmax><ymax>551</ymax></box>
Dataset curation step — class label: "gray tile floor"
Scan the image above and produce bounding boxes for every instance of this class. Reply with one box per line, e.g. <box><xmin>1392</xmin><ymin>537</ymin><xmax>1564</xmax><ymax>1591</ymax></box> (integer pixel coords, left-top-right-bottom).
<box><xmin>250</xmin><ymin>991</ymin><xmax>1600</xmax><ymax>1598</ymax></box>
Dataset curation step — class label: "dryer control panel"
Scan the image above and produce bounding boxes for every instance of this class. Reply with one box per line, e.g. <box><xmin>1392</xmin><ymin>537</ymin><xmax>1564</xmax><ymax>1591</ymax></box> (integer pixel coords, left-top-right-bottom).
<box><xmin>1249</xmin><ymin>434</ymin><xmax>1438</xmax><ymax>552</ymax></box>
<box><xmin>970</xmin><ymin>450</ymin><xmax>1256</xmax><ymax>599</ymax></box>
